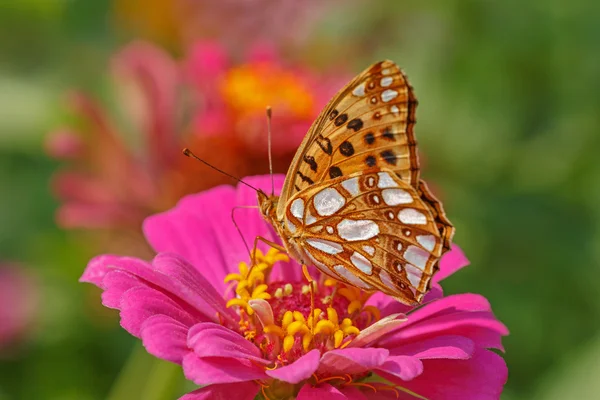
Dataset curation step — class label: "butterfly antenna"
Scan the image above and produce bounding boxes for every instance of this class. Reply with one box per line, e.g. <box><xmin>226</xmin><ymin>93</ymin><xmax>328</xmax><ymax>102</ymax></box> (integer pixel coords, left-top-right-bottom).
<box><xmin>183</xmin><ymin>148</ymin><xmax>259</xmax><ymax>192</ymax></box>
<box><xmin>266</xmin><ymin>106</ymin><xmax>274</xmax><ymax>196</ymax></box>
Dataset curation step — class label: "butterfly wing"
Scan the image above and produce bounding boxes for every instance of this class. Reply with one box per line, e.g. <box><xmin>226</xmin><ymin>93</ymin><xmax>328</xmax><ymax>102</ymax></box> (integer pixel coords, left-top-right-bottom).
<box><xmin>277</xmin><ymin>60</ymin><xmax>419</xmax><ymax>218</ymax></box>
<box><xmin>282</xmin><ymin>169</ymin><xmax>451</xmax><ymax>305</ymax></box>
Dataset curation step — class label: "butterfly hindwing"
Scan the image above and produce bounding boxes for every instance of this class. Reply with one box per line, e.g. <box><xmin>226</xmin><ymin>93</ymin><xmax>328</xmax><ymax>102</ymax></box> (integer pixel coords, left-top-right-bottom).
<box><xmin>282</xmin><ymin>169</ymin><xmax>446</xmax><ymax>304</ymax></box>
<box><xmin>277</xmin><ymin>60</ymin><xmax>419</xmax><ymax>218</ymax></box>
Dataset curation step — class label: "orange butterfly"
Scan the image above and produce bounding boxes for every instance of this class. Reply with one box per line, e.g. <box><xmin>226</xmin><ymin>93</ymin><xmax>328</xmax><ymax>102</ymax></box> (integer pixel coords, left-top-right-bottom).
<box><xmin>256</xmin><ymin>60</ymin><xmax>454</xmax><ymax>306</ymax></box>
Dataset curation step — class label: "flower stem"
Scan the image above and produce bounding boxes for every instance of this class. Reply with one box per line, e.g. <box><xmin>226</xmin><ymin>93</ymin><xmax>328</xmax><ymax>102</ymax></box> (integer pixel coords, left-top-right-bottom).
<box><xmin>107</xmin><ymin>343</ymin><xmax>184</xmax><ymax>400</ymax></box>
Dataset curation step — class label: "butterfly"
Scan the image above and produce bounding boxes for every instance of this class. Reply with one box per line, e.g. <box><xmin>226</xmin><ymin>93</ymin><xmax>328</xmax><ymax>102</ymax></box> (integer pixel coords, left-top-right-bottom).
<box><xmin>257</xmin><ymin>60</ymin><xmax>454</xmax><ymax>306</ymax></box>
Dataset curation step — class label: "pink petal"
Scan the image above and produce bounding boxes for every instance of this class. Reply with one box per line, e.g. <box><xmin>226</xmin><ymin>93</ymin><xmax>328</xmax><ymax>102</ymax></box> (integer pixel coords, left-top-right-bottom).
<box><xmin>98</xmin><ymin>270</ymin><xmax>144</xmax><ymax>309</ymax></box>
<box><xmin>297</xmin><ymin>383</ymin><xmax>347</xmax><ymax>400</ymax></box>
<box><xmin>389</xmin><ymin>335</ymin><xmax>474</xmax><ymax>360</ymax></box>
<box><xmin>182</xmin><ymin>354</ymin><xmax>267</xmax><ymax>385</ymax></box>
<box><xmin>434</xmin><ymin>244</ymin><xmax>469</xmax><ymax>283</ymax></box>
<box><xmin>143</xmin><ymin>186</ymin><xmax>238</xmax><ymax>292</ymax></box>
<box><xmin>266</xmin><ymin>349</ymin><xmax>320</xmax><ymax>383</ymax></box>
<box><xmin>139</xmin><ymin>314</ymin><xmax>189</xmax><ymax>363</ymax></box>
<box><xmin>390</xmin><ymin>348</ymin><xmax>508</xmax><ymax>400</ymax></box>
<box><xmin>318</xmin><ymin>348</ymin><xmax>389</xmax><ymax>376</ymax></box>
<box><xmin>377</xmin><ymin>355</ymin><xmax>423</xmax><ymax>381</ymax></box>
<box><xmin>339</xmin><ymin>386</ymin><xmax>370</xmax><ymax>400</ymax></box>
<box><xmin>179</xmin><ymin>381</ymin><xmax>259</xmax><ymax>400</ymax></box>
<box><xmin>152</xmin><ymin>253</ymin><xmax>237</xmax><ymax>323</ymax></box>
<box><xmin>368</xmin><ymin>284</ymin><xmax>443</xmax><ymax>318</ymax></box>
<box><xmin>119</xmin><ymin>286</ymin><xmax>198</xmax><ymax>336</ymax></box>
<box><xmin>82</xmin><ymin>254</ymin><xmax>235</xmax><ymax>326</ymax></box>
<box><xmin>379</xmin><ymin>294</ymin><xmax>508</xmax><ymax>352</ymax></box>
<box><xmin>350</xmin><ymin>313</ymin><xmax>407</xmax><ymax>348</ymax></box>
<box><xmin>187</xmin><ymin>322</ymin><xmax>267</xmax><ymax>364</ymax></box>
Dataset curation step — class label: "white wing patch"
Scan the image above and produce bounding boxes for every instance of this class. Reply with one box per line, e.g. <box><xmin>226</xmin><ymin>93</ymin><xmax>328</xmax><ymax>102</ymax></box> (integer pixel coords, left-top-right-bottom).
<box><xmin>379</xmin><ymin>269</ymin><xmax>395</xmax><ymax>291</ymax></box>
<box><xmin>381</xmin><ymin>89</ymin><xmax>398</xmax><ymax>102</ymax></box>
<box><xmin>417</xmin><ymin>235</ymin><xmax>436</xmax><ymax>251</ymax></box>
<box><xmin>306</xmin><ymin>238</ymin><xmax>343</xmax><ymax>255</ymax></box>
<box><xmin>336</xmin><ymin>219</ymin><xmax>379</xmax><ymax>241</ymax></box>
<box><xmin>382</xmin><ymin>189</ymin><xmax>413</xmax><ymax>205</ymax></box>
<box><xmin>377</xmin><ymin>172</ymin><xmax>398</xmax><ymax>189</ymax></box>
<box><xmin>404</xmin><ymin>245</ymin><xmax>429</xmax><ymax>269</ymax></box>
<box><xmin>350</xmin><ymin>251</ymin><xmax>373</xmax><ymax>275</ymax></box>
<box><xmin>334</xmin><ymin>265</ymin><xmax>372</xmax><ymax>289</ymax></box>
<box><xmin>314</xmin><ymin>188</ymin><xmax>345</xmax><ymax>217</ymax></box>
<box><xmin>352</xmin><ymin>82</ymin><xmax>366</xmax><ymax>97</ymax></box>
<box><xmin>405</xmin><ymin>264</ymin><xmax>423</xmax><ymax>288</ymax></box>
<box><xmin>398</xmin><ymin>208</ymin><xmax>427</xmax><ymax>225</ymax></box>
<box><xmin>341</xmin><ymin>177</ymin><xmax>360</xmax><ymax>196</ymax></box>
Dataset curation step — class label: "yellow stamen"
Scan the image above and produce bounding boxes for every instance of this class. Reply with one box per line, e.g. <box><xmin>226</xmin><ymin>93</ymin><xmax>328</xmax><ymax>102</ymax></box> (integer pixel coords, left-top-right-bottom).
<box><xmin>363</xmin><ymin>305</ymin><xmax>381</xmax><ymax>322</ymax></box>
<box><xmin>302</xmin><ymin>332</ymin><xmax>313</xmax><ymax>351</ymax></box>
<box><xmin>287</xmin><ymin>320</ymin><xmax>309</xmax><ymax>336</ymax></box>
<box><xmin>293</xmin><ymin>311</ymin><xmax>305</xmax><ymax>322</ymax></box>
<box><xmin>327</xmin><ymin>307</ymin><xmax>339</xmax><ymax>326</ymax></box>
<box><xmin>264</xmin><ymin>325</ymin><xmax>285</xmax><ymax>338</ymax></box>
<box><xmin>342</xmin><ymin>326</ymin><xmax>360</xmax><ymax>336</ymax></box>
<box><xmin>226</xmin><ymin>298</ymin><xmax>248</xmax><ymax>309</ymax></box>
<box><xmin>334</xmin><ymin>330</ymin><xmax>344</xmax><ymax>348</ymax></box>
<box><xmin>348</xmin><ymin>300</ymin><xmax>362</xmax><ymax>315</ymax></box>
<box><xmin>224</xmin><ymin>273</ymin><xmax>243</xmax><ymax>283</ymax></box>
<box><xmin>282</xmin><ymin>311</ymin><xmax>294</xmax><ymax>329</ymax></box>
<box><xmin>314</xmin><ymin>319</ymin><xmax>336</xmax><ymax>335</ymax></box>
<box><xmin>283</xmin><ymin>335</ymin><xmax>295</xmax><ymax>352</ymax></box>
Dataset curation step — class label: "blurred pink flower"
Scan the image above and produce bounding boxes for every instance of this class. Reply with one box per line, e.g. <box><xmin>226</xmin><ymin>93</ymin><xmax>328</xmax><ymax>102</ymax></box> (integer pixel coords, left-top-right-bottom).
<box><xmin>185</xmin><ymin>41</ymin><xmax>346</xmax><ymax>156</ymax></box>
<box><xmin>0</xmin><ymin>265</ymin><xmax>38</xmax><ymax>351</ymax></box>
<box><xmin>47</xmin><ymin>41</ymin><xmax>344</xmax><ymax>247</ymax></box>
<box><xmin>81</xmin><ymin>175</ymin><xmax>508</xmax><ymax>399</ymax></box>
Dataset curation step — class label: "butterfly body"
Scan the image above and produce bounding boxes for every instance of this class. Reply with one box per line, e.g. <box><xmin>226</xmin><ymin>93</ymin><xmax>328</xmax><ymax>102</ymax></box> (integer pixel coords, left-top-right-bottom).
<box><xmin>258</xmin><ymin>60</ymin><xmax>454</xmax><ymax>305</ymax></box>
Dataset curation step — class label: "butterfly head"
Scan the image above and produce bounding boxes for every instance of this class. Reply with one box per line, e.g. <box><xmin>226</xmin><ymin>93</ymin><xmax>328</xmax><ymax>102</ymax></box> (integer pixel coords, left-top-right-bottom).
<box><xmin>257</xmin><ymin>189</ymin><xmax>279</xmax><ymax>221</ymax></box>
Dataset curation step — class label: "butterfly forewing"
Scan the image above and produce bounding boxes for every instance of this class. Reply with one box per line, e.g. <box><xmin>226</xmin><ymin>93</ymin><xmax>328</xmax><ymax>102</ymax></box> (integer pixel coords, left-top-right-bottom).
<box><xmin>277</xmin><ymin>60</ymin><xmax>419</xmax><ymax>218</ymax></box>
<box><xmin>258</xmin><ymin>60</ymin><xmax>455</xmax><ymax>305</ymax></box>
<box><xmin>282</xmin><ymin>169</ymin><xmax>444</xmax><ymax>304</ymax></box>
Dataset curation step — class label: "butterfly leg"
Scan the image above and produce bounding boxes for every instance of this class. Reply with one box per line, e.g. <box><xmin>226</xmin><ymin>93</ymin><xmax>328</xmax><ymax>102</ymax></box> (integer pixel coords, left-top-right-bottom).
<box><xmin>249</xmin><ymin>235</ymin><xmax>288</xmax><ymax>272</ymax></box>
<box><xmin>302</xmin><ymin>265</ymin><xmax>316</xmax><ymax>333</ymax></box>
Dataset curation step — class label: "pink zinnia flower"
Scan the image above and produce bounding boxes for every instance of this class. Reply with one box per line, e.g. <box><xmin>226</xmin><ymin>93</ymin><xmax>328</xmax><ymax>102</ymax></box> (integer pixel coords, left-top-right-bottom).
<box><xmin>81</xmin><ymin>175</ymin><xmax>508</xmax><ymax>399</ymax></box>
<box><xmin>48</xmin><ymin>41</ymin><xmax>346</xmax><ymax>247</ymax></box>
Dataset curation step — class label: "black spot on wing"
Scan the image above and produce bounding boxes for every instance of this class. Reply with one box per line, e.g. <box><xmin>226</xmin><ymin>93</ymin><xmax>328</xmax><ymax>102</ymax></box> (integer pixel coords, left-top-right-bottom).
<box><xmin>365</xmin><ymin>155</ymin><xmax>376</xmax><ymax>167</ymax></box>
<box><xmin>329</xmin><ymin>166</ymin><xmax>343</xmax><ymax>179</ymax></box>
<box><xmin>382</xmin><ymin>128</ymin><xmax>395</xmax><ymax>141</ymax></box>
<box><xmin>339</xmin><ymin>141</ymin><xmax>355</xmax><ymax>157</ymax></box>
<box><xmin>334</xmin><ymin>113</ymin><xmax>348</xmax><ymax>126</ymax></box>
<box><xmin>303</xmin><ymin>155</ymin><xmax>318</xmax><ymax>172</ymax></box>
<box><xmin>316</xmin><ymin>135</ymin><xmax>333</xmax><ymax>155</ymax></box>
<box><xmin>347</xmin><ymin>118</ymin><xmax>363</xmax><ymax>132</ymax></box>
<box><xmin>296</xmin><ymin>171</ymin><xmax>314</xmax><ymax>185</ymax></box>
<box><xmin>329</xmin><ymin>109</ymin><xmax>339</xmax><ymax>121</ymax></box>
<box><xmin>364</xmin><ymin>132</ymin><xmax>375</xmax><ymax>145</ymax></box>
<box><xmin>381</xmin><ymin>150</ymin><xmax>397</xmax><ymax>165</ymax></box>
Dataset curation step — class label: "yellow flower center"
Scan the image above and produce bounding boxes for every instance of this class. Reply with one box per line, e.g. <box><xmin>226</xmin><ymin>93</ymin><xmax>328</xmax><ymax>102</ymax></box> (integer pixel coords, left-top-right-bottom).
<box><xmin>220</xmin><ymin>63</ymin><xmax>315</xmax><ymax>118</ymax></box>
<box><xmin>224</xmin><ymin>249</ymin><xmax>379</xmax><ymax>362</ymax></box>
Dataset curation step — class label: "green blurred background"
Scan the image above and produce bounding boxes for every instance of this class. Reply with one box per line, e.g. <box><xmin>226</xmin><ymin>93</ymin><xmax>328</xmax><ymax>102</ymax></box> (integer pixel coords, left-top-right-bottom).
<box><xmin>1</xmin><ymin>0</ymin><xmax>599</xmax><ymax>399</ymax></box>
